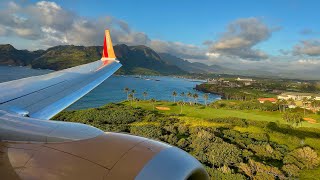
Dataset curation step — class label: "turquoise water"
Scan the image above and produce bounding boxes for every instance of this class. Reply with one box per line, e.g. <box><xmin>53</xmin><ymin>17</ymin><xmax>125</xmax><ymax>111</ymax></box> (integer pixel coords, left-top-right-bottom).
<box><xmin>0</xmin><ymin>66</ymin><xmax>220</xmax><ymax>110</ymax></box>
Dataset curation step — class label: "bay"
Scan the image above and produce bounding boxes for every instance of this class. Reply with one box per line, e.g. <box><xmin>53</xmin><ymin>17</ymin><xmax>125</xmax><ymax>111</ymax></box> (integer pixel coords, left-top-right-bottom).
<box><xmin>0</xmin><ymin>66</ymin><xmax>221</xmax><ymax>110</ymax></box>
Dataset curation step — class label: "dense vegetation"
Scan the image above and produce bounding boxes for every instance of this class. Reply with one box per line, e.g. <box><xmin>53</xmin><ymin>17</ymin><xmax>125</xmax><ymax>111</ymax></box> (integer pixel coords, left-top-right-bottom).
<box><xmin>196</xmin><ymin>80</ymin><xmax>320</xmax><ymax>100</ymax></box>
<box><xmin>55</xmin><ymin>102</ymin><xmax>320</xmax><ymax>179</ymax></box>
<box><xmin>196</xmin><ymin>83</ymin><xmax>277</xmax><ymax>101</ymax></box>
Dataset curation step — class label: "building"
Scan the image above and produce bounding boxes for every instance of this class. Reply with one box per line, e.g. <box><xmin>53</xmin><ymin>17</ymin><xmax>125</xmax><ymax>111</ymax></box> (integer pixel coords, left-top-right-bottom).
<box><xmin>236</xmin><ymin>77</ymin><xmax>253</xmax><ymax>82</ymax></box>
<box><xmin>277</xmin><ymin>92</ymin><xmax>320</xmax><ymax>101</ymax></box>
<box><xmin>258</xmin><ymin>98</ymin><xmax>277</xmax><ymax>104</ymax></box>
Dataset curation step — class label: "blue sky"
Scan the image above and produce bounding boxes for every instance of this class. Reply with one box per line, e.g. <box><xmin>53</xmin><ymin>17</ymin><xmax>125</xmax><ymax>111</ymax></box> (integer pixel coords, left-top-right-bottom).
<box><xmin>1</xmin><ymin>0</ymin><xmax>320</xmax><ymax>79</ymax></box>
<box><xmin>45</xmin><ymin>0</ymin><xmax>320</xmax><ymax>55</ymax></box>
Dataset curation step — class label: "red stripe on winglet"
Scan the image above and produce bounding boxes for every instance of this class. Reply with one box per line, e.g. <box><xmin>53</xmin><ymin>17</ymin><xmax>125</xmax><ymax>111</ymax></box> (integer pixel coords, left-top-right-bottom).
<box><xmin>103</xmin><ymin>36</ymin><xmax>108</xmax><ymax>58</ymax></box>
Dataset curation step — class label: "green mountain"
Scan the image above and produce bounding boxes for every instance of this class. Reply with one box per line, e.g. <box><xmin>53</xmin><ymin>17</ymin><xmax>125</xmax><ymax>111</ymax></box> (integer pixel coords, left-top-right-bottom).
<box><xmin>159</xmin><ymin>53</ymin><xmax>228</xmax><ymax>74</ymax></box>
<box><xmin>114</xmin><ymin>44</ymin><xmax>185</xmax><ymax>75</ymax></box>
<box><xmin>0</xmin><ymin>44</ymin><xmax>44</xmax><ymax>66</ymax></box>
<box><xmin>0</xmin><ymin>44</ymin><xmax>186</xmax><ymax>75</ymax></box>
<box><xmin>32</xmin><ymin>45</ymin><xmax>101</xmax><ymax>70</ymax></box>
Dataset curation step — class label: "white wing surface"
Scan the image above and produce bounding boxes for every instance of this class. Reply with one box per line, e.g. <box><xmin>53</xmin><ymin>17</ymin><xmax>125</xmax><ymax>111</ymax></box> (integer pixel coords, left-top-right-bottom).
<box><xmin>0</xmin><ymin>30</ymin><xmax>121</xmax><ymax>120</ymax></box>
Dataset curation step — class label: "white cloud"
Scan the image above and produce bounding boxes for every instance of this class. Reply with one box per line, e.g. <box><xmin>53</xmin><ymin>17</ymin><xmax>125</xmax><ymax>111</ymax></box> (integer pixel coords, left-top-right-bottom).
<box><xmin>207</xmin><ymin>17</ymin><xmax>274</xmax><ymax>60</ymax></box>
<box><xmin>293</xmin><ymin>40</ymin><xmax>320</xmax><ymax>56</ymax></box>
<box><xmin>205</xmin><ymin>52</ymin><xmax>220</xmax><ymax>58</ymax></box>
<box><xmin>297</xmin><ymin>59</ymin><xmax>320</xmax><ymax>65</ymax></box>
<box><xmin>149</xmin><ymin>40</ymin><xmax>207</xmax><ymax>60</ymax></box>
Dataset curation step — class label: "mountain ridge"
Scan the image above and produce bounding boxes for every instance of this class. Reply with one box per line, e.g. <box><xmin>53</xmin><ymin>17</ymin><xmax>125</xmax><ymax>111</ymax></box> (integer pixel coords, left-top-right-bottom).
<box><xmin>159</xmin><ymin>53</ymin><xmax>229</xmax><ymax>74</ymax></box>
<box><xmin>0</xmin><ymin>44</ymin><xmax>230</xmax><ymax>76</ymax></box>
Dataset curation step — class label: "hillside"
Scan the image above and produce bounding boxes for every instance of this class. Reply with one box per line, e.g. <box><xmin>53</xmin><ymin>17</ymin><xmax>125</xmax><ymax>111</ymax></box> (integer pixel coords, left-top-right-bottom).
<box><xmin>32</xmin><ymin>45</ymin><xmax>102</xmax><ymax>70</ymax></box>
<box><xmin>0</xmin><ymin>44</ymin><xmax>186</xmax><ymax>75</ymax></box>
<box><xmin>114</xmin><ymin>44</ymin><xmax>185</xmax><ymax>74</ymax></box>
<box><xmin>0</xmin><ymin>44</ymin><xmax>44</xmax><ymax>66</ymax></box>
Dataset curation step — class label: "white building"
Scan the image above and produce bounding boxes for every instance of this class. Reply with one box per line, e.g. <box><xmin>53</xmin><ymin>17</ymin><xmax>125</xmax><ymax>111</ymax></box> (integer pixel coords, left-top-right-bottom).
<box><xmin>236</xmin><ymin>77</ymin><xmax>253</xmax><ymax>82</ymax></box>
<box><xmin>277</xmin><ymin>92</ymin><xmax>320</xmax><ymax>101</ymax></box>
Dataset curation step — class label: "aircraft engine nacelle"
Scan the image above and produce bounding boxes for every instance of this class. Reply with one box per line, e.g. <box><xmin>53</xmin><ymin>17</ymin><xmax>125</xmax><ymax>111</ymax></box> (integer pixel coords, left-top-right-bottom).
<box><xmin>0</xmin><ymin>111</ymin><xmax>209</xmax><ymax>180</ymax></box>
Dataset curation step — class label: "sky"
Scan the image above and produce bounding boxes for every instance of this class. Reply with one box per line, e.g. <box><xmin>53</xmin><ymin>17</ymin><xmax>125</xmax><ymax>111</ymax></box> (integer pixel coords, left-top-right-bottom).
<box><xmin>1</xmin><ymin>0</ymin><xmax>320</xmax><ymax>79</ymax></box>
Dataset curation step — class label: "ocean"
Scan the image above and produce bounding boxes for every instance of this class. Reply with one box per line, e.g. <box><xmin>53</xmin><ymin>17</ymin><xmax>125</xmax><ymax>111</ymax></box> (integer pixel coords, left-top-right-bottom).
<box><xmin>0</xmin><ymin>66</ymin><xmax>220</xmax><ymax>110</ymax></box>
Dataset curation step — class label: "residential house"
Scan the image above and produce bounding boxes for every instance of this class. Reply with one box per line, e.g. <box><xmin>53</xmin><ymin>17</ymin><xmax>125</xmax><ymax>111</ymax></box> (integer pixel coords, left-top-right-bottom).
<box><xmin>258</xmin><ymin>98</ymin><xmax>277</xmax><ymax>104</ymax></box>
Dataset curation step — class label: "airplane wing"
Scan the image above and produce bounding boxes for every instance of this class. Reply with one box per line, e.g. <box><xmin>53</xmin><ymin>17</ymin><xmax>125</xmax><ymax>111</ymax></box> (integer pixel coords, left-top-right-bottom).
<box><xmin>0</xmin><ymin>31</ymin><xmax>120</xmax><ymax>120</ymax></box>
<box><xmin>0</xmin><ymin>30</ymin><xmax>209</xmax><ymax>180</ymax></box>
<box><xmin>0</xmin><ymin>60</ymin><xmax>120</xmax><ymax>120</ymax></box>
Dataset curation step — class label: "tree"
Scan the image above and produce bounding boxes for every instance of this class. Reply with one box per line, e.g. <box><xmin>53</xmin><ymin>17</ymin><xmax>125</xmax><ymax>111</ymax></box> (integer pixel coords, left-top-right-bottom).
<box><xmin>130</xmin><ymin>124</ymin><xmax>162</xmax><ymax>139</ymax></box>
<box><xmin>310</xmin><ymin>98</ymin><xmax>319</xmax><ymax>114</ymax></box>
<box><xmin>276</xmin><ymin>100</ymin><xmax>282</xmax><ymax>113</ymax></box>
<box><xmin>124</xmin><ymin>87</ymin><xmax>130</xmax><ymax>100</ymax></box>
<box><xmin>288</xmin><ymin>98</ymin><xmax>295</xmax><ymax>108</ymax></box>
<box><xmin>187</xmin><ymin>92</ymin><xmax>192</xmax><ymax>105</ymax></box>
<box><xmin>180</xmin><ymin>92</ymin><xmax>185</xmax><ymax>103</ymax></box>
<box><xmin>172</xmin><ymin>91</ymin><xmax>177</xmax><ymax>103</ymax></box>
<box><xmin>203</xmin><ymin>93</ymin><xmax>209</xmax><ymax>106</ymax></box>
<box><xmin>284</xmin><ymin>146</ymin><xmax>320</xmax><ymax>170</ymax></box>
<box><xmin>281</xmin><ymin>99</ymin><xmax>288</xmax><ymax>112</ymax></box>
<box><xmin>282</xmin><ymin>112</ymin><xmax>303</xmax><ymax>126</ymax></box>
<box><xmin>177</xmin><ymin>101</ymin><xmax>183</xmax><ymax>114</ymax></box>
<box><xmin>131</xmin><ymin>89</ymin><xmax>136</xmax><ymax>100</ymax></box>
<box><xmin>208</xmin><ymin>142</ymin><xmax>242</xmax><ymax>167</ymax></box>
<box><xmin>238</xmin><ymin>159</ymin><xmax>284</xmax><ymax>179</ymax></box>
<box><xmin>150</xmin><ymin>98</ymin><xmax>156</xmax><ymax>110</ymax></box>
<box><xmin>193</xmin><ymin>93</ymin><xmax>199</xmax><ymax>104</ymax></box>
<box><xmin>302</xmin><ymin>97</ymin><xmax>309</xmax><ymax>116</ymax></box>
<box><xmin>128</xmin><ymin>93</ymin><xmax>133</xmax><ymax>106</ymax></box>
<box><xmin>282</xmin><ymin>164</ymin><xmax>300</xmax><ymax>177</ymax></box>
<box><xmin>143</xmin><ymin>91</ymin><xmax>148</xmax><ymax>100</ymax></box>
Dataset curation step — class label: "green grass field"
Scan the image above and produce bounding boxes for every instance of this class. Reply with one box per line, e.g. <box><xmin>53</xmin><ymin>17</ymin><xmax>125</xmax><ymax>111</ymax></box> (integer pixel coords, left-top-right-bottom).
<box><xmin>123</xmin><ymin>100</ymin><xmax>320</xmax><ymax>179</ymax></box>
<box><xmin>123</xmin><ymin>100</ymin><xmax>320</xmax><ymax>128</ymax></box>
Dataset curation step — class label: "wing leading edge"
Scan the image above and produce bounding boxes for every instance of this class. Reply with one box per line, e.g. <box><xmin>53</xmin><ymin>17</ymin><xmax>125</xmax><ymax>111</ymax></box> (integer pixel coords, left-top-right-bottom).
<box><xmin>0</xmin><ymin>30</ymin><xmax>121</xmax><ymax>120</ymax></box>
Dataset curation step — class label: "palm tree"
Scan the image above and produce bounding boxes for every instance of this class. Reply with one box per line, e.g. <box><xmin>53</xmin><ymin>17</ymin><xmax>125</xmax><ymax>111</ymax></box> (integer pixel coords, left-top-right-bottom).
<box><xmin>310</xmin><ymin>97</ymin><xmax>317</xmax><ymax>114</ymax></box>
<box><xmin>180</xmin><ymin>92</ymin><xmax>185</xmax><ymax>103</ymax></box>
<box><xmin>193</xmin><ymin>93</ymin><xmax>199</xmax><ymax>104</ymax></box>
<box><xmin>203</xmin><ymin>93</ymin><xmax>209</xmax><ymax>106</ymax></box>
<box><xmin>143</xmin><ymin>91</ymin><xmax>148</xmax><ymax>101</ymax></box>
<box><xmin>288</xmin><ymin>98</ymin><xmax>295</xmax><ymax>106</ymax></box>
<box><xmin>128</xmin><ymin>93</ymin><xmax>133</xmax><ymax>106</ymax></box>
<box><xmin>187</xmin><ymin>92</ymin><xmax>192</xmax><ymax>105</ymax></box>
<box><xmin>172</xmin><ymin>91</ymin><xmax>177</xmax><ymax>103</ymax></box>
<box><xmin>124</xmin><ymin>87</ymin><xmax>130</xmax><ymax>100</ymax></box>
<box><xmin>281</xmin><ymin>99</ymin><xmax>288</xmax><ymax>112</ymax></box>
<box><xmin>150</xmin><ymin>98</ymin><xmax>156</xmax><ymax>110</ymax></box>
<box><xmin>294</xmin><ymin>113</ymin><xmax>303</xmax><ymax>127</ymax></box>
<box><xmin>315</xmin><ymin>100</ymin><xmax>320</xmax><ymax>113</ymax></box>
<box><xmin>131</xmin><ymin>89</ymin><xmax>136</xmax><ymax>100</ymax></box>
<box><xmin>177</xmin><ymin>101</ymin><xmax>183</xmax><ymax>114</ymax></box>
<box><xmin>302</xmin><ymin>97</ymin><xmax>308</xmax><ymax>116</ymax></box>
<box><xmin>276</xmin><ymin>100</ymin><xmax>282</xmax><ymax>113</ymax></box>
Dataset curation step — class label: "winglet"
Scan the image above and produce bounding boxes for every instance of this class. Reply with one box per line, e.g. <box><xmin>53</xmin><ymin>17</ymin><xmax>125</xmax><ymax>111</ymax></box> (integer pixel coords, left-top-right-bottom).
<box><xmin>101</xmin><ymin>30</ymin><xmax>118</xmax><ymax>62</ymax></box>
